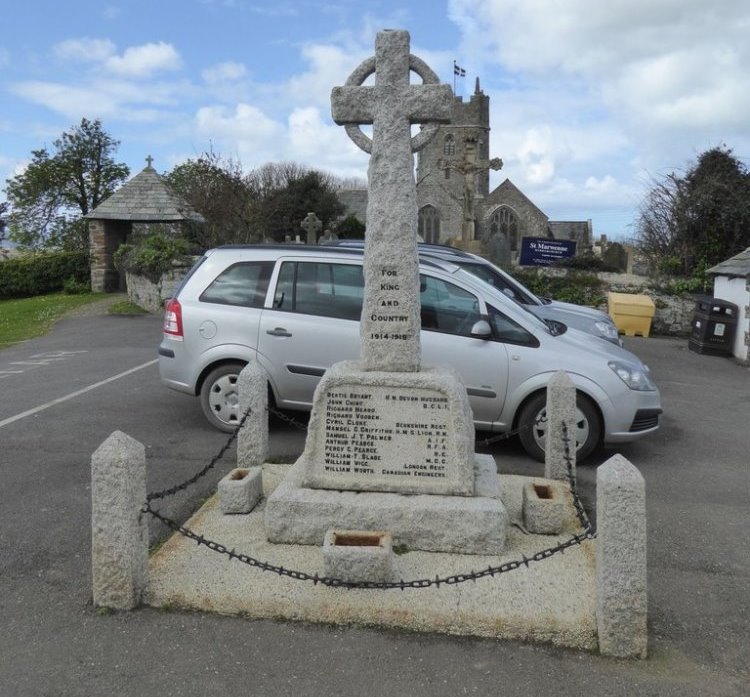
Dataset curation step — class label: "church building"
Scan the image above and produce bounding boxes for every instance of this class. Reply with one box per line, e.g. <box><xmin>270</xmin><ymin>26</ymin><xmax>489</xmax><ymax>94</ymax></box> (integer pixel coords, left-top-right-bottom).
<box><xmin>339</xmin><ymin>78</ymin><xmax>592</xmax><ymax>266</ymax></box>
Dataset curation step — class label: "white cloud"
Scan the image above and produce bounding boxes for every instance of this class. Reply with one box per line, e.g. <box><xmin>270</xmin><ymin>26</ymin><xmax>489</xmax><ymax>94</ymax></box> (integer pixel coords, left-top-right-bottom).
<box><xmin>104</xmin><ymin>41</ymin><xmax>182</xmax><ymax>78</ymax></box>
<box><xmin>202</xmin><ymin>61</ymin><xmax>247</xmax><ymax>84</ymax></box>
<box><xmin>54</xmin><ymin>38</ymin><xmax>116</xmax><ymax>62</ymax></box>
<box><xmin>194</xmin><ymin>104</ymin><xmax>285</xmax><ymax>165</ymax></box>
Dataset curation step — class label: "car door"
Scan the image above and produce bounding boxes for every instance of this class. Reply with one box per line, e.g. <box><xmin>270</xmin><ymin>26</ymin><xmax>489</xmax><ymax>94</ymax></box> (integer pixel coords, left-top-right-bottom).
<box><xmin>257</xmin><ymin>259</ymin><xmax>363</xmax><ymax>408</ymax></box>
<box><xmin>418</xmin><ymin>272</ymin><xmax>509</xmax><ymax>426</ymax></box>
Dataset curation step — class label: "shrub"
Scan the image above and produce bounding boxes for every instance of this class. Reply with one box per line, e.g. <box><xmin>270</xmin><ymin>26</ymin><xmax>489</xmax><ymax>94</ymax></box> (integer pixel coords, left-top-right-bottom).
<box><xmin>0</xmin><ymin>250</ymin><xmax>89</xmax><ymax>299</ymax></box>
<box><xmin>63</xmin><ymin>276</ymin><xmax>91</xmax><ymax>294</ymax></box>
<box><xmin>514</xmin><ymin>268</ymin><xmax>607</xmax><ymax>307</ymax></box>
<box><xmin>114</xmin><ymin>234</ymin><xmax>189</xmax><ymax>283</ymax></box>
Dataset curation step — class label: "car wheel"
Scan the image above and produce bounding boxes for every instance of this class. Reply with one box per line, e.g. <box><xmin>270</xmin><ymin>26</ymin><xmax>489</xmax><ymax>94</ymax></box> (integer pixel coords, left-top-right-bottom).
<box><xmin>517</xmin><ymin>391</ymin><xmax>601</xmax><ymax>463</ymax></box>
<box><xmin>200</xmin><ymin>362</ymin><xmax>246</xmax><ymax>432</ymax></box>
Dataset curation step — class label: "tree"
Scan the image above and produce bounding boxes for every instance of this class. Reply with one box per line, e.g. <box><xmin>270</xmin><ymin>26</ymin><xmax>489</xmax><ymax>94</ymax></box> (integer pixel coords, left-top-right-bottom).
<box><xmin>333</xmin><ymin>214</ymin><xmax>366</xmax><ymax>239</ymax></box>
<box><xmin>4</xmin><ymin>118</ymin><xmax>129</xmax><ymax>249</ymax></box>
<box><xmin>247</xmin><ymin>163</ymin><xmax>345</xmax><ymax>241</ymax></box>
<box><xmin>165</xmin><ymin>151</ymin><xmax>261</xmax><ymax>250</ymax></box>
<box><xmin>635</xmin><ymin>146</ymin><xmax>750</xmax><ymax>275</ymax></box>
<box><xmin>0</xmin><ymin>202</ymin><xmax>8</xmax><ymax>245</ymax></box>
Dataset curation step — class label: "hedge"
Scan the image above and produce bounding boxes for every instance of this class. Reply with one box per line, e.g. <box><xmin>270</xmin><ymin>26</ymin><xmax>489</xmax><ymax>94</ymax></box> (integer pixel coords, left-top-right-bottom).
<box><xmin>0</xmin><ymin>250</ymin><xmax>90</xmax><ymax>299</ymax></box>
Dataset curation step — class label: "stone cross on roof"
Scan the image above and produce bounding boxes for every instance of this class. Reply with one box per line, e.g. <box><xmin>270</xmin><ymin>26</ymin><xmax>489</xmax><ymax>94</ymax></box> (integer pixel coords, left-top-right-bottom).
<box><xmin>331</xmin><ymin>30</ymin><xmax>453</xmax><ymax>372</ymax></box>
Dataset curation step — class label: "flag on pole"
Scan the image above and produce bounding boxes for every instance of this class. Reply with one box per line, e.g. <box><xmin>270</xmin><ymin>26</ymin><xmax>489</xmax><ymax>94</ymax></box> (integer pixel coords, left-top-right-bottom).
<box><xmin>453</xmin><ymin>61</ymin><xmax>466</xmax><ymax>76</ymax></box>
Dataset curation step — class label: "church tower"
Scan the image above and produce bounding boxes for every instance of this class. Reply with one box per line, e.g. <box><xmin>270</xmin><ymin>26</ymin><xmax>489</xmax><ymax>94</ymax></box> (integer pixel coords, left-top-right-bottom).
<box><xmin>416</xmin><ymin>78</ymin><xmax>491</xmax><ymax>243</ymax></box>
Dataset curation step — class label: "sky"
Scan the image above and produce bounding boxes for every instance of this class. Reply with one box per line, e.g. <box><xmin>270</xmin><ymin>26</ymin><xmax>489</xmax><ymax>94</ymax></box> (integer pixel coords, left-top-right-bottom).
<box><xmin>2</xmin><ymin>0</ymin><xmax>749</xmax><ymax>241</ymax></box>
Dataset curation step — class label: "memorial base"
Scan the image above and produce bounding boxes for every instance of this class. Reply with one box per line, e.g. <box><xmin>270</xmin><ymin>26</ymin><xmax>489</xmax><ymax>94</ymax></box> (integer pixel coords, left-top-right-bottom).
<box><xmin>264</xmin><ymin>454</ymin><xmax>509</xmax><ymax>555</ymax></box>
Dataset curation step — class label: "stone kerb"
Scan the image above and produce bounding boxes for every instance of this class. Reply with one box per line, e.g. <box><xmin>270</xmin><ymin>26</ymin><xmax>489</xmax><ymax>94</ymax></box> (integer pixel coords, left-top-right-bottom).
<box><xmin>544</xmin><ymin>370</ymin><xmax>577</xmax><ymax>481</ymax></box>
<box><xmin>596</xmin><ymin>453</ymin><xmax>648</xmax><ymax>658</ymax></box>
<box><xmin>299</xmin><ymin>361</ymin><xmax>475</xmax><ymax>496</ymax></box>
<box><xmin>91</xmin><ymin>430</ymin><xmax>149</xmax><ymax>610</ymax></box>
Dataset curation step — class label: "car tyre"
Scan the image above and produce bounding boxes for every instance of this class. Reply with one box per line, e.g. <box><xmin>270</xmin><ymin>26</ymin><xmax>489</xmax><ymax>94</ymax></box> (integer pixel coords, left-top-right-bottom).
<box><xmin>200</xmin><ymin>362</ymin><xmax>246</xmax><ymax>432</ymax></box>
<box><xmin>517</xmin><ymin>391</ymin><xmax>601</xmax><ymax>462</ymax></box>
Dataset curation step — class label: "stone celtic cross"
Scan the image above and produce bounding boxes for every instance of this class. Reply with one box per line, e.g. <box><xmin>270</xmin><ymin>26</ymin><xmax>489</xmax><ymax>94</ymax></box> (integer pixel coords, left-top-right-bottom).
<box><xmin>331</xmin><ymin>30</ymin><xmax>453</xmax><ymax>372</ymax></box>
<box><xmin>300</xmin><ymin>212</ymin><xmax>322</xmax><ymax>244</ymax></box>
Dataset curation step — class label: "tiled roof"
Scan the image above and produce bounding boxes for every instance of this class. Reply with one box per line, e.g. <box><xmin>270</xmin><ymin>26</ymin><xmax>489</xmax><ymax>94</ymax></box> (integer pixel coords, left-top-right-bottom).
<box><xmin>708</xmin><ymin>247</ymin><xmax>750</xmax><ymax>278</ymax></box>
<box><xmin>85</xmin><ymin>164</ymin><xmax>204</xmax><ymax>222</ymax></box>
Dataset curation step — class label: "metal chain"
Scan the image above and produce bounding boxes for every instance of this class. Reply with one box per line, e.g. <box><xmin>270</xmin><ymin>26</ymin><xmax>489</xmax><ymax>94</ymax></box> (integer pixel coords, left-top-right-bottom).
<box><xmin>146</xmin><ymin>405</ymin><xmax>254</xmax><ymax>502</ymax></box>
<box><xmin>143</xmin><ymin>415</ymin><xmax>596</xmax><ymax>590</ymax></box>
<box><xmin>143</xmin><ymin>499</ymin><xmax>594</xmax><ymax>590</ymax></box>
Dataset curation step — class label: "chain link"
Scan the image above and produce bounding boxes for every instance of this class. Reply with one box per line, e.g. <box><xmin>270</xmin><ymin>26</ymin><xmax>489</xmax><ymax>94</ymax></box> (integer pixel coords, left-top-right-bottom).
<box><xmin>143</xmin><ymin>414</ymin><xmax>596</xmax><ymax>590</ymax></box>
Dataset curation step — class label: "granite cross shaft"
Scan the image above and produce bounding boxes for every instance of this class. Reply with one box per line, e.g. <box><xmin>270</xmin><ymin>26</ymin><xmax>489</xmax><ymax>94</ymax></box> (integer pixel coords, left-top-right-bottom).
<box><xmin>331</xmin><ymin>30</ymin><xmax>453</xmax><ymax>372</ymax></box>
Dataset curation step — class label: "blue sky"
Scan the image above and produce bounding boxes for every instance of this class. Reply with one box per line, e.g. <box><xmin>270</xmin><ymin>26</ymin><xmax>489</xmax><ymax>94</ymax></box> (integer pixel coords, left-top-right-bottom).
<box><xmin>2</xmin><ymin>0</ymin><xmax>749</xmax><ymax>241</ymax></box>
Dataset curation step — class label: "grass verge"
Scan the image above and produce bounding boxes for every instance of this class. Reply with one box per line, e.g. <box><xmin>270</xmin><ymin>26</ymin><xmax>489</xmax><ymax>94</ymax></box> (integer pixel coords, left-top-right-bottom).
<box><xmin>0</xmin><ymin>292</ymin><xmax>106</xmax><ymax>349</ymax></box>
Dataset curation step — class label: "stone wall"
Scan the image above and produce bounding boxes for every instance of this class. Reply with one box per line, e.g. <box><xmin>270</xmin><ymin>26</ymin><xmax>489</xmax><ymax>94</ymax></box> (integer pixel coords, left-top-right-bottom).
<box><xmin>595</xmin><ymin>272</ymin><xmax>697</xmax><ymax>336</ymax></box>
<box><xmin>126</xmin><ymin>262</ymin><xmax>193</xmax><ymax>313</ymax></box>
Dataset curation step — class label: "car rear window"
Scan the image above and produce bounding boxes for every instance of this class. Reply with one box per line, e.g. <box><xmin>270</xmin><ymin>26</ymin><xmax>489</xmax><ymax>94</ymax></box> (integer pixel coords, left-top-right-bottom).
<box><xmin>199</xmin><ymin>261</ymin><xmax>274</xmax><ymax>307</ymax></box>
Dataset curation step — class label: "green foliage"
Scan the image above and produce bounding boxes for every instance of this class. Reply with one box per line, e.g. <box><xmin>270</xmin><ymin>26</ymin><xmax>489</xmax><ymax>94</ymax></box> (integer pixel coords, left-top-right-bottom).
<box><xmin>165</xmin><ymin>151</ymin><xmax>260</xmax><ymax>249</ymax></box>
<box><xmin>113</xmin><ymin>234</ymin><xmax>189</xmax><ymax>283</ymax></box>
<box><xmin>652</xmin><ymin>269</ymin><xmax>713</xmax><ymax>296</ymax></box>
<box><xmin>635</xmin><ymin>146</ymin><xmax>750</xmax><ymax>275</ymax></box>
<box><xmin>332</xmin><ymin>214</ymin><xmax>365</xmax><ymax>239</ymax></box>
<box><xmin>0</xmin><ymin>201</ymin><xmax>8</xmax><ymax>244</ymax></box>
<box><xmin>4</xmin><ymin>118</ymin><xmax>129</xmax><ymax>250</ymax></box>
<box><xmin>0</xmin><ymin>250</ymin><xmax>89</xmax><ymax>299</ymax></box>
<box><xmin>553</xmin><ymin>253</ymin><xmax>620</xmax><ymax>273</ymax></box>
<box><xmin>63</xmin><ymin>276</ymin><xmax>91</xmax><ymax>295</ymax></box>
<box><xmin>252</xmin><ymin>166</ymin><xmax>345</xmax><ymax>242</ymax></box>
<box><xmin>514</xmin><ymin>269</ymin><xmax>608</xmax><ymax>307</ymax></box>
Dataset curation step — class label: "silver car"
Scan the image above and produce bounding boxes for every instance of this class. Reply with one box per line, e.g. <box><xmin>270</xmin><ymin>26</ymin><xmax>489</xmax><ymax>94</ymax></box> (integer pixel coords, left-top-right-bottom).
<box><xmin>328</xmin><ymin>241</ymin><xmax>622</xmax><ymax>345</ymax></box>
<box><xmin>158</xmin><ymin>245</ymin><xmax>661</xmax><ymax>461</ymax></box>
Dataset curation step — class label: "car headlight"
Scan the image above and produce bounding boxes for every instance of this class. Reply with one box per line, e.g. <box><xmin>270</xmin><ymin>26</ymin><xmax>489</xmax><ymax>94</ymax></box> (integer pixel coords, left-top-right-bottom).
<box><xmin>608</xmin><ymin>360</ymin><xmax>657</xmax><ymax>391</ymax></box>
<box><xmin>595</xmin><ymin>320</ymin><xmax>620</xmax><ymax>340</ymax></box>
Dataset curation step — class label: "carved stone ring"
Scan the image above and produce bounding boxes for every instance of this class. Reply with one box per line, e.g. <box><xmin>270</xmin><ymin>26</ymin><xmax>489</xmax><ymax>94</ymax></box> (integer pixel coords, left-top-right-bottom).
<box><xmin>343</xmin><ymin>55</ymin><xmax>443</xmax><ymax>154</ymax></box>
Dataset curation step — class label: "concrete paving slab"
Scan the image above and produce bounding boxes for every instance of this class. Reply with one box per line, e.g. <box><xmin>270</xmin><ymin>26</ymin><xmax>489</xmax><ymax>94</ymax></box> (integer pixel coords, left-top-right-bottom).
<box><xmin>145</xmin><ymin>465</ymin><xmax>597</xmax><ymax>650</ymax></box>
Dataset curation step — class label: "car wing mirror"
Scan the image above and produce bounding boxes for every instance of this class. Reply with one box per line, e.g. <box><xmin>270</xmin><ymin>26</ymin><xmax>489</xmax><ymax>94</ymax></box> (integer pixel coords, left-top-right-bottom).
<box><xmin>470</xmin><ymin>319</ymin><xmax>492</xmax><ymax>339</ymax></box>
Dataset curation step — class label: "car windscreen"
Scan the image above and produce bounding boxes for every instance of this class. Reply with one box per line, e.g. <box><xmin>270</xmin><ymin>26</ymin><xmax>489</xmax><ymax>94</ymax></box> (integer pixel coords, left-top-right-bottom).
<box><xmin>452</xmin><ymin>268</ymin><xmax>550</xmax><ymax>333</ymax></box>
<box><xmin>453</xmin><ymin>261</ymin><xmax>540</xmax><ymax>306</ymax></box>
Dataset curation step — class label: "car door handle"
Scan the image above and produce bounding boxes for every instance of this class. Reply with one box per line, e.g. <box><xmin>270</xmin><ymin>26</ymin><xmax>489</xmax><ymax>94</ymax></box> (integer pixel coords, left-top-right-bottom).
<box><xmin>266</xmin><ymin>327</ymin><xmax>293</xmax><ymax>337</ymax></box>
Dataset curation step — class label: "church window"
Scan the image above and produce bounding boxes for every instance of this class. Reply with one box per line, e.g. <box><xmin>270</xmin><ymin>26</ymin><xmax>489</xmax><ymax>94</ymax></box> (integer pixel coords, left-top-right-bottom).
<box><xmin>490</xmin><ymin>207</ymin><xmax>519</xmax><ymax>250</ymax></box>
<box><xmin>418</xmin><ymin>205</ymin><xmax>440</xmax><ymax>244</ymax></box>
<box><xmin>443</xmin><ymin>134</ymin><xmax>455</xmax><ymax>157</ymax></box>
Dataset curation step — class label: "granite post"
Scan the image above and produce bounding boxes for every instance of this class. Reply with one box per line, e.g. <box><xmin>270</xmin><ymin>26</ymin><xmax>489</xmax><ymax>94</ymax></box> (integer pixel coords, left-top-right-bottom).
<box><xmin>237</xmin><ymin>360</ymin><xmax>269</xmax><ymax>468</ymax></box>
<box><xmin>596</xmin><ymin>454</ymin><xmax>648</xmax><ymax>658</ymax></box>
<box><xmin>544</xmin><ymin>370</ymin><xmax>577</xmax><ymax>482</ymax></box>
<box><xmin>91</xmin><ymin>430</ymin><xmax>148</xmax><ymax>610</ymax></box>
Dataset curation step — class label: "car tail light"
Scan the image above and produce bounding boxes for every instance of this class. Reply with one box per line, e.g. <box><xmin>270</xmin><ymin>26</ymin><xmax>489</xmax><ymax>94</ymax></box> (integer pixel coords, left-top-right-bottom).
<box><xmin>163</xmin><ymin>298</ymin><xmax>183</xmax><ymax>339</ymax></box>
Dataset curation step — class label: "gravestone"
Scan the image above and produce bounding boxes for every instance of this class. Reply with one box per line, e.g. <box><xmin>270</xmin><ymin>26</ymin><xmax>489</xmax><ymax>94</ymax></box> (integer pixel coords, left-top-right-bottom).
<box><xmin>300</xmin><ymin>212</ymin><xmax>322</xmax><ymax>245</ymax></box>
<box><xmin>264</xmin><ymin>30</ymin><xmax>509</xmax><ymax>554</ymax></box>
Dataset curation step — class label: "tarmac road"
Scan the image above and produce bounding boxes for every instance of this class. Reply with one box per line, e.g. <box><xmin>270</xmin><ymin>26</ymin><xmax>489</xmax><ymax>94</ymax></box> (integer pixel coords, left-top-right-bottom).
<box><xmin>0</xmin><ymin>302</ymin><xmax>747</xmax><ymax>697</ymax></box>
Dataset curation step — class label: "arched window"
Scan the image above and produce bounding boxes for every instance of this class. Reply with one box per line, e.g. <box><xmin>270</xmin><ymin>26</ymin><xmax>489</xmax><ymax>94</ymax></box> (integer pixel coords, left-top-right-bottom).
<box><xmin>418</xmin><ymin>205</ymin><xmax>440</xmax><ymax>244</ymax></box>
<box><xmin>489</xmin><ymin>207</ymin><xmax>519</xmax><ymax>250</ymax></box>
<box><xmin>443</xmin><ymin>134</ymin><xmax>455</xmax><ymax>157</ymax></box>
